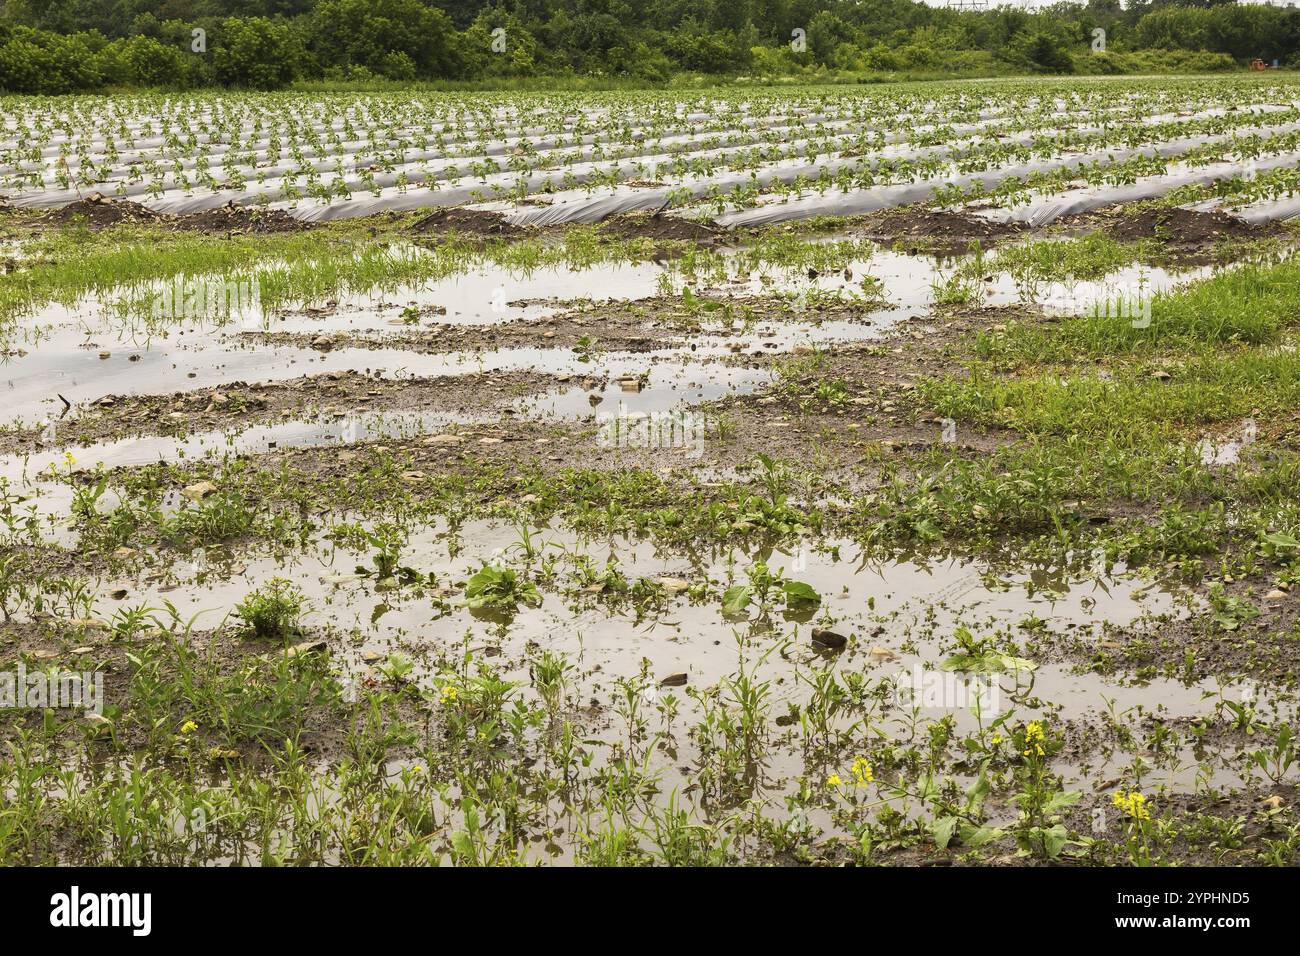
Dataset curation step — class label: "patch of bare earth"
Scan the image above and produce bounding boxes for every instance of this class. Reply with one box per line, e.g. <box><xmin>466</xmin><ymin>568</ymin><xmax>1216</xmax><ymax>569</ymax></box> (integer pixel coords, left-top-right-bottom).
<box><xmin>854</xmin><ymin>205</ymin><xmax>1027</xmax><ymax>255</ymax></box>
<box><xmin>1069</xmin><ymin>204</ymin><xmax>1281</xmax><ymax>263</ymax></box>
<box><xmin>597</xmin><ymin>211</ymin><xmax>722</xmax><ymax>247</ymax></box>
<box><xmin>174</xmin><ymin>202</ymin><xmax>308</xmax><ymax>234</ymax></box>
<box><xmin>410</xmin><ymin>207</ymin><xmax>524</xmax><ymax>239</ymax></box>
<box><xmin>40</xmin><ymin>194</ymin><xmax>311</xmax><ymax>234</ymax></box>
<box><xmin>45</xmin><ymin>194</ymin><xmax>160</xmax><ymax>229</ymax></box>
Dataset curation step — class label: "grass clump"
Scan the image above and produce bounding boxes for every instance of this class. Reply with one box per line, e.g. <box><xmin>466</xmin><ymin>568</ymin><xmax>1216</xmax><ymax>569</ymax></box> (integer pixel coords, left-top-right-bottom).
<box><xmin>234</xmin><ymin>577</ymin><xmax>305</xmax><ymax>642</ymax></box>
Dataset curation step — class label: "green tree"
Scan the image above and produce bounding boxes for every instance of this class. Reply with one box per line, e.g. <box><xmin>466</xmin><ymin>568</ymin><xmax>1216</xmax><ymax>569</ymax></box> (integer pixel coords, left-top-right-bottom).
<box><xmin>212</xmin><ymin>16</ymin><xmax>300</xmax><ymax>88</ymax></box>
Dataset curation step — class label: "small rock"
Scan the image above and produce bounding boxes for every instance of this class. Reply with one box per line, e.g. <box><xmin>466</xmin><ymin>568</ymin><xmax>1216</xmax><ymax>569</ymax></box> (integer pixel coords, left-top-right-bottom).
<box><xmin>181</xmin><ymin>480</ymin><xmax>218</xmax><ymax>501</ymax></box>
<box><xmin>286</xmin><ymin>640</ymin><xmax>328</xmax><ymax>658</ymax></box>
<box><xmin>811</xmin><ymin>628</ymin><xmax>847</xmax><ymax>650</ymax></box>
<box><xmin>655</xmin><ymin>577</ymin><xmax>691</xmax><ymax>594</ymax></box>
<box><xmin>659</xmin><ymin>673</ymin><xmax>689</xmax><ymax>688</ymax></box>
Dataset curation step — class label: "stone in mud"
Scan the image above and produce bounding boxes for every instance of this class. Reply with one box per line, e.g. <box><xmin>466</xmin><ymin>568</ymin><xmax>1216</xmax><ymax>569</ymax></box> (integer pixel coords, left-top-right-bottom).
<box><xmin>655</xmin><ymin>577</ymin><xmax>691</xmax><ymax>593</ymax></box>
<box><xmin>811</xmin><ymin>628</ymin><xmax>847</xmax><ymax>650</ymax></box>
<box><xmin>286</xmin><ymin>640</ymin><xmax>328</xmax><ymax>658</ymax></box>
<box><xmin>182</xmin><ymin>480</ymin><xmax>218</xmax><ymax>501</ymax></box>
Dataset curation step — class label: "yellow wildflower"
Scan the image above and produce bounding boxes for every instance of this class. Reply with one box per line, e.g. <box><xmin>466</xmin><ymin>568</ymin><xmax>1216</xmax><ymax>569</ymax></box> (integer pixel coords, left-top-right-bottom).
<box><xmin>1112</xmin><ymin>790</ymin><xmax>1151</xmax><ymax>821</ymax></box>
<box><xmin>1022</xmin><ymin>720</ymin><xmax>1046</xmax><ymax>757</ymax></box>
<box><xmin>826</xmin><ymin>773</ymin><xmax>843</xmax><ymax>787</ymax></box>
<box><xmin>440</xmin><ymin>685</ymin><xmax>459</xmax><ymax>705</ymax></box>
<box><xmin>180</xmin><ymin>720</ymin><xmax>197</xmax><ymax>734</ymax></box>
<box><xmin>850</xmin><ymin>756</ymin><xmax>873</xmax><ymax>787</ymax></box>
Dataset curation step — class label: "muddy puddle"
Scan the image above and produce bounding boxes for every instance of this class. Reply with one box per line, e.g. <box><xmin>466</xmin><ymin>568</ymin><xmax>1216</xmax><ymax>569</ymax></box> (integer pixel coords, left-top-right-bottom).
<box><xmin>1</xmin><ymin>241</ymin><xmax>1219</xmax><ymax>434</ymax></box>
<box><xmin>82</xmin><ymin>520</ymin><xmax>1245</xmax><ymax>741</ymax></box>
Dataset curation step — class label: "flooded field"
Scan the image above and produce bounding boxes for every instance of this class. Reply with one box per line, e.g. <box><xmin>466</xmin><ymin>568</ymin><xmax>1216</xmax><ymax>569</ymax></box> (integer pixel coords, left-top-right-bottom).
<box><xmin>2</xmin><ymin>75</ymin><xmax>1300</xmax><ymax>867</ymax></box>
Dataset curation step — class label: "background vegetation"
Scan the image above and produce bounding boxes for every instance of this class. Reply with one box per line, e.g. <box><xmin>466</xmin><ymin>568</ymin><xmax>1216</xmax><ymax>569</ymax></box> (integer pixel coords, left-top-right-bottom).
<box><xmin>0</xmin><ymin>0</ymin><xmax>1296</xmax><ymax>93</ymax></box>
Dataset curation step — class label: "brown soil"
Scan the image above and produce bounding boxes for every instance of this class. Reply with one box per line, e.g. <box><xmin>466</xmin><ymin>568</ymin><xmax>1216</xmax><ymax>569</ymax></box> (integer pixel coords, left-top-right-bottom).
<box><xmin>42</xmin><ymin>195</ymin><xmax>309</xmax><ymax>234</ymax></box>
<box><xmin>174</xmin><ymin>203</ymin><xmax>308</xmax><ymax>235</ymax></box>
<box><xmin>46</xmin><ymin>195</ymin><xmax>161</xmax><ymax>229</ymax></box>
<box><xmin>410</xmin><ymin>207</ymin><xmax>524</xmax><ymax>239</ymax></box>
<box><xmin>598</xmin><ymin>211</ymin><xmax>722</xmax><ymax>246</ymax></box>
<box><xmin>855</xmin><ymin>206</ymin><xmax>1027</xmax><ymax>254</ymax></box>
<box><xmin>1090</xmin><ymin>205</ymin><xmax>1274</xmax><ymax>249</ymax></box>
<box><xmin>699</xmin><ymin>305</ymin><xmax>1029</xmax><ymax>469</ymax></box>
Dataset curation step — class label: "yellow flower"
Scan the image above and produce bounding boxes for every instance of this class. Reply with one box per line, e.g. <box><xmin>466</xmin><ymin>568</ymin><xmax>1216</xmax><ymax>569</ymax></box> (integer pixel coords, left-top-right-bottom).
<box><xmin>439</xmin><ymin>685</ymin><xmax>459</xmax><ymax>705</ymax></box>
<box><xmin>1021</xmin><ymin>721</ymin><xmax>1047</xmax><ymax>757</ymax></box>
<box><xmin>826</xmin><ymin>773</ymin><xmax>843</xmax><ymax>787</ymax></box>
<box><xmin>991</xmin><ymin>733</ymin><xmax>1004</xmax><ymax>745</ymax></box>
<box><xmin>850</xmin><ymin>756</ymin><xmax>873</xmax><ymax>787</ymax></box>
<box><xmin>180</xmin><ymin>720</ymin><xmax>197</xmax><ymax>734</ymax></box>
<box><xmin>1112</xmin><ymin>790</ymin><xmax>1151</xmax><ymax>821</ymax></box>
<box><xmin>63</xmin><ymin>452</ymin><xmax>76</xmax><ymax>469</ymax></box>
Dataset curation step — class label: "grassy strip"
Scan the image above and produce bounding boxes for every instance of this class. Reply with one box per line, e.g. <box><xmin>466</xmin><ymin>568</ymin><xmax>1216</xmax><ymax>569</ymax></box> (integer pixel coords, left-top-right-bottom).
<box><xmin>975</xmin><ymin>255</ymin><xmax>1300</xmax><ymax>363</ymax></box>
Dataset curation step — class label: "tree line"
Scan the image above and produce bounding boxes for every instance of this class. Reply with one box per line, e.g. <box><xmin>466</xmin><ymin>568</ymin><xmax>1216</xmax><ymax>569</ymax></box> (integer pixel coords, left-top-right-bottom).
<box><xmin>1</xmin><ymin>0</ymin><xmax>1296</xmax><ymax>93</ymax></box>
